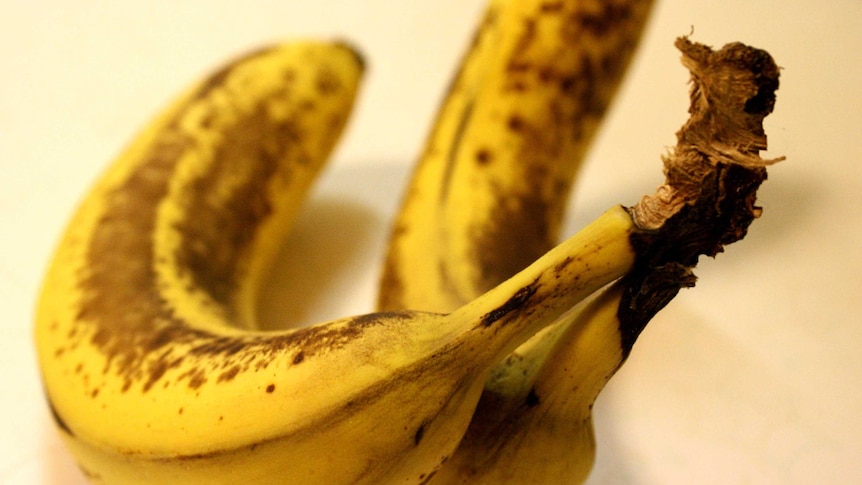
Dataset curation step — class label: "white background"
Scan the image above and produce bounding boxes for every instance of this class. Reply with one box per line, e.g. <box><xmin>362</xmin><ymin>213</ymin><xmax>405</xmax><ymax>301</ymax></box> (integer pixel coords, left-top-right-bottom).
<box><xmin>3</xmin><ymin>1</ymin><xmax>861</xmax><ymax>483</ymax></box>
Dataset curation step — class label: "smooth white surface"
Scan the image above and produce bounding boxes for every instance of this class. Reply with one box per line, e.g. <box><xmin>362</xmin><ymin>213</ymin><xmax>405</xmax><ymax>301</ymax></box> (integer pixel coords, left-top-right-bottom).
<box><xmin>3</xmin><ymin>1</ymin><xmax>861</xmax><ymax>483</ymax></box>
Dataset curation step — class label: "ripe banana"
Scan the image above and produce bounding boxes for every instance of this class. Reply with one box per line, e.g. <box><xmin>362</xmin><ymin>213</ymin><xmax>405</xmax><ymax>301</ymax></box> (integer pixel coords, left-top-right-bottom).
<box><xmin>378</xmin><ymin>0</ymin><xmax>656</xmax><ymax>312</ymax></box>
<box><xmin>34</xmin><ymin>39</ymin><xmax>656</xmax><ymax>485</ymax></box>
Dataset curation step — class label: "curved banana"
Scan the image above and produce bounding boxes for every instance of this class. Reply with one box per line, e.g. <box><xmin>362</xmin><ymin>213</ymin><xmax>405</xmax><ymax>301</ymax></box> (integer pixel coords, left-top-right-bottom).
<box><xmin>379</xmin><ymin>0</ymin><xmax>655</xmax><ymax>312</ymax></box>
<box><xmin>34</xmin><ymin>40</ymin><xmax>650</xmax><ymax>484</ymax></box>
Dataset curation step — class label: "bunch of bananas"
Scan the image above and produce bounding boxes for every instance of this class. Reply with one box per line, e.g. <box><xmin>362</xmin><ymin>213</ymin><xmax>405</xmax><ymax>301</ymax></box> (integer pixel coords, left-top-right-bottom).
<box><xmin>34</xmin><ymin>0</ymin><xmax>783</xmax><ymax>483</ymax></box>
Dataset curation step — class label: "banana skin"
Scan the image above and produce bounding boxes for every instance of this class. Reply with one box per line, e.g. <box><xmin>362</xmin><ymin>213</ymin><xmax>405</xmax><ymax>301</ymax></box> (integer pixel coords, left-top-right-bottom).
<box><xmin>34</xmin><ymin>40</ymin><xmax>646</xmax><ymax>484</ymax></box>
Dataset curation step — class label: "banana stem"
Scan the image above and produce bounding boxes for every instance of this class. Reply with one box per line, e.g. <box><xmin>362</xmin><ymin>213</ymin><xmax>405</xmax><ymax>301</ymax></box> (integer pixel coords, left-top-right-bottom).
<box><xmin>617</xmin><ymin>36</ymin><xmax>783</xmax><ymax>355</ymax></box>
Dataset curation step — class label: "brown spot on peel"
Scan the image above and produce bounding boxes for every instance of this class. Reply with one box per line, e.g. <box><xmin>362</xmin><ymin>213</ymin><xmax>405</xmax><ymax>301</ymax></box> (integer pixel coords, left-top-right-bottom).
<box><xmin>292</xmin><ymin>351</ymin><xmax>305</xmax><ymax>365</ymax></box>
<box><xmin>524</xmin><ymin>387</ymin><xmax>541</xmax><ymax>407</ymax></box>
<box><xmin>217</xmin><ymin>365</ymin><xmax>241</xmax><ymax>383</ymax></box>
<box><xmin>414</xmin><ymin>423</ymin><xmax>426</xmax><ymax>445</ymax></box>
<box><xmin>539</xmin><ymin>1</ymin><xmax>564</xmax><ymax>14</ymax></box>
<box><xmin>481</xmin><ymin>280</ymin><xmax>540</xmax><ymax>327</ymax></box>
<box><xmin>475</xmin><ymin>148</ymin><xmax>493</xmax><ymax>165</ymax></box>
<box><xmin>506</xmin><ymin>114</ymin><xmax>526</xmax><ymax>132</ymax></box>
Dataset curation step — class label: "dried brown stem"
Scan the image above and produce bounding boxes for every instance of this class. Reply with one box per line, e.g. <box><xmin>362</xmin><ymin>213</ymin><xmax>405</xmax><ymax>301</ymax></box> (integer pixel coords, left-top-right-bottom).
<box><xmin>618</xmin><ymin>37</ymin><xmax>783</xmax><ymax>355</ymax></box>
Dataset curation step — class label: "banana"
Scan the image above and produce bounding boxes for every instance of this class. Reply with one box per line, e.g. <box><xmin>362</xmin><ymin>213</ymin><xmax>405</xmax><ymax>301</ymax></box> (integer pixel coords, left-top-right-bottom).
<box><xmin>33</xmin><ymin>39</ymin><xmax>654</xmax><ymax>485</ymax></box>
<box><xmin>378</xmin><ymin>0</ymin><xmax>655</xmax><ymax>312</ymax></box>
<box><xmin>384</xmin><ymin>27</ymin><xmax>781</xmax><ymax>485</ymax></box>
